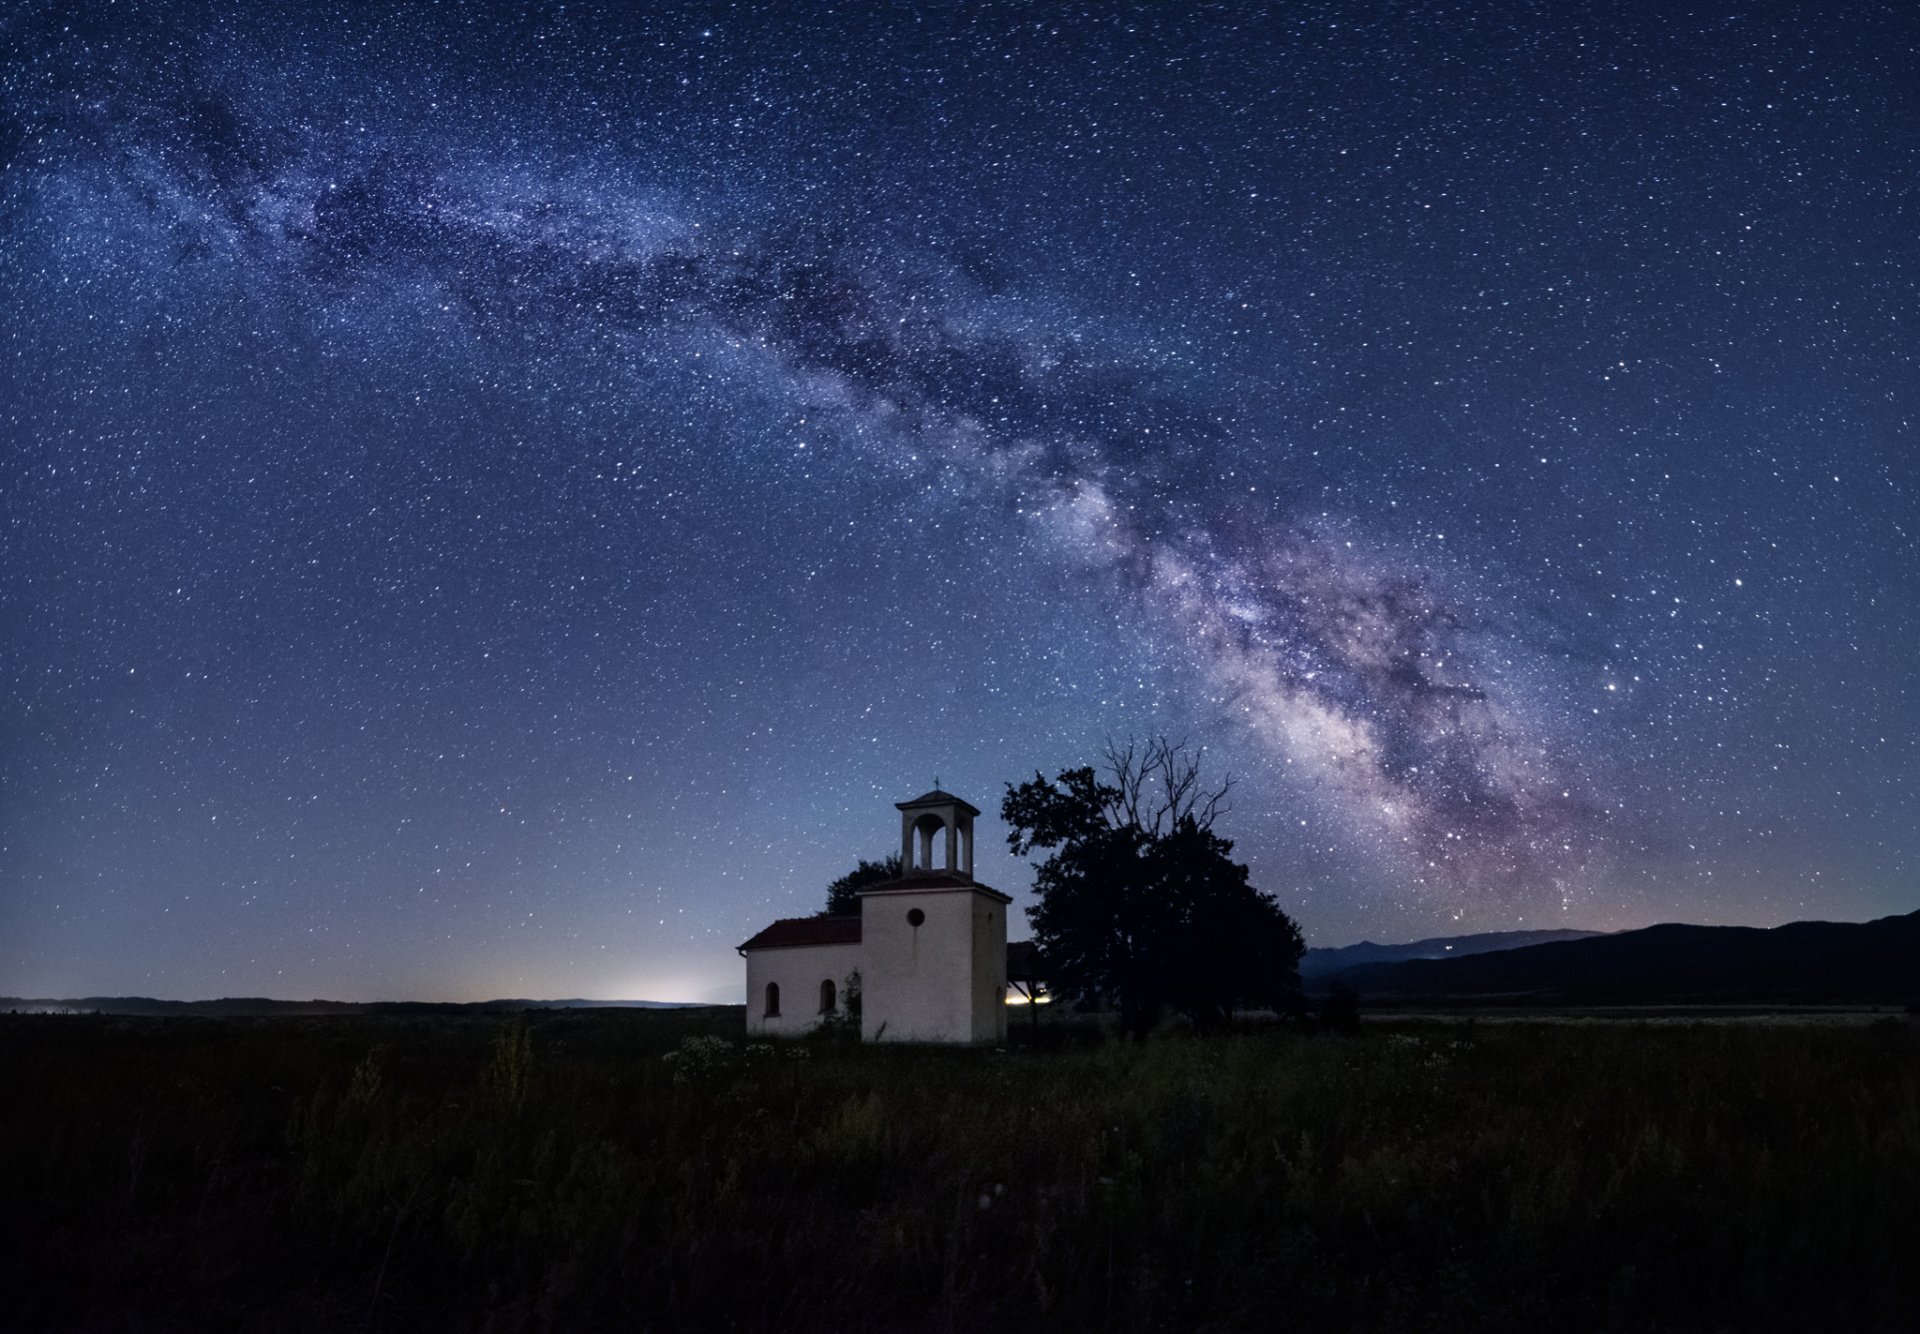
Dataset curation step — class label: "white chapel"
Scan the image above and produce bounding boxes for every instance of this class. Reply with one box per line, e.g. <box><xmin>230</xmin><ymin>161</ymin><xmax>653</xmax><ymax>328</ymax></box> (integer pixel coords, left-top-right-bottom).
<box><xmin>737</xmin><ymin>788</ymin><xmax>1011</xmax><ymax>1044</ymax></box>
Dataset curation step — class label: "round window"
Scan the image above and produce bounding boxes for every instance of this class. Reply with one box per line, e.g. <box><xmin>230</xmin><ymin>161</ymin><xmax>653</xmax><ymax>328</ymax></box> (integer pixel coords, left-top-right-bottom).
<box><xmin>906</xmin><ymin>908</ymin><xmax>926</xmax><ymax>927</ymax></box>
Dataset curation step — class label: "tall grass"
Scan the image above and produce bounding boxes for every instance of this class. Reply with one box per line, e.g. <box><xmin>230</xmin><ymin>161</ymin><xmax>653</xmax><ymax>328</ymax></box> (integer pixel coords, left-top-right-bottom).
<box><xmin>3</xmin><ymin>1010</ymin><xmax>1914</xmax><ymax>1331</ymax></box>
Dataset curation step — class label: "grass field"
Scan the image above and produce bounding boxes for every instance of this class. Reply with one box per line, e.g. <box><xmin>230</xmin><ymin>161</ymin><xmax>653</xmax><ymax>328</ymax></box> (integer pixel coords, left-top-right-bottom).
<box><xmin>4</xmin><ymin>1007</ymin><xmax>1915</xmax><ymax>1332</ymax></box>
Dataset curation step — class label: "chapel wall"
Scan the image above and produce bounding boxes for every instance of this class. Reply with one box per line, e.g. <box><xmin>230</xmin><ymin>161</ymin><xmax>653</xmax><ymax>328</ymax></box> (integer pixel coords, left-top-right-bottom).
<box><xmin>744</xmin><ymin>940</ymin><xmax>861</xmax><ymax>1037</ymax></box>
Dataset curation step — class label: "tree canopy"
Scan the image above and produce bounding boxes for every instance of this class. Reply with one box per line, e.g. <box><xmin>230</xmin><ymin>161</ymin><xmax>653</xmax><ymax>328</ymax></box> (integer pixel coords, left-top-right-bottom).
<box><xmin>824</xmin><ymin>853</ymin><xmax>901</xmax><ymax>915</ymax></box>
<box><xmin>1003</xmin><ymin>739</ymin><xmax>1304</xmax><ymax>1037</ymax></box>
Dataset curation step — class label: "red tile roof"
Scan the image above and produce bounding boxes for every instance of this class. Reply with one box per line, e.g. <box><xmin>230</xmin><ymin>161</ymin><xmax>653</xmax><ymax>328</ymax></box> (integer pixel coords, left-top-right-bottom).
<box><xmin>738</xmin><ymin>916</ymin><xmax>1042</xmax><ymax>982</ymax></box>
<box><xmin>736</xmin><ymin>914</ymin><xmax>863</xmax><ymax>952</ymax></box>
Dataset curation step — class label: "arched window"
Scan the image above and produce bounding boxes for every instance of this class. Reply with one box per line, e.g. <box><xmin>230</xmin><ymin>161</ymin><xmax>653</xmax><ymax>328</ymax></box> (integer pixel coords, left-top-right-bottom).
<box><xmin>764</xmin><ymin>982</ymin><xmax>781</xmax><ymax>1018</ymax></box>
<box><xmin>819</xmin><ymin>978</ymin><xmax>837</xmax><ymax>1013</ymax></box>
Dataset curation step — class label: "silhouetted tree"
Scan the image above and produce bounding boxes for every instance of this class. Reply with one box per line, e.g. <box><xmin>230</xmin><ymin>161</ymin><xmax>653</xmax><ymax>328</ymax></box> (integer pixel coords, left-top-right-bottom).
<box><xmin>1003</xmin><ymin>739</ymin><xmax>1305</xmax><ymax>1038</ymax></box>
<box><xmin>824</xmin><ymin>854</ymin><xmax>901</xmax><ymax>915</ymax></box>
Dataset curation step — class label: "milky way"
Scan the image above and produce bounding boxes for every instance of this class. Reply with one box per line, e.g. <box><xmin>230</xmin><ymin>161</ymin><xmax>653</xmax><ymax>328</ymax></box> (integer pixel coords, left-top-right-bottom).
<box><xmin>4</xmin><ymin>3</ymin><xmax>1914</xmax><ymax>1000</ymax></box>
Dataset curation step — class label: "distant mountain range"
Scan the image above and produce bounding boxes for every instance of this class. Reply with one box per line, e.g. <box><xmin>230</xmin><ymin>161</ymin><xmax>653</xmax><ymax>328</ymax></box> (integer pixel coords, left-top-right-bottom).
<box><xmin>1319</xmin><ymin>909</ymin><xmax>1920</xmax><ymax>1004</ymax></box>
<box><xmin>13</xmin><ymin>909</ymin><xmax>1915</xmax><ymax>1016</ymax></box>
<box><xmin>1301</xmin><ymin>929</ymin><xmax>1604</xmax><ymax>980</ymax></box>
<box><xmin>0</xmin><ymin>996</ymin><xmax>707</xmax><ymax>1017</ymax></box>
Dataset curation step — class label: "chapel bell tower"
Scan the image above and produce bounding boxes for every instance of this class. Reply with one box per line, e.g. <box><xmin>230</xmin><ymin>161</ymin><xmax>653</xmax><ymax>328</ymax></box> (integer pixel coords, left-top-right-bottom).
<box><xmin>863</xmin><ymin>783</ymin><xmax>1007</xmax><ymax>1044</ymax></box>
<box><xmin>896</xmin><ymin>787</ymin><xmax>977</xmax><ymax>881</ymax></box>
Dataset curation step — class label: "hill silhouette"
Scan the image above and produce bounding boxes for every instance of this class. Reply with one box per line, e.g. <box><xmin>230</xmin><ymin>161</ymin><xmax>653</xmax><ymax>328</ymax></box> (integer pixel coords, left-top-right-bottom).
<box><xmin>1301</xmin><ymin>928</ymin><xmax>1603</xmax><ymax>979</ymax></box>
<box><xmin>0</xmin><ymin>996</ymin><xmax>702</xmax><ymax>1017</ymax></box>
<box><xmin>1326</xmin><ymin>909</ymin><xmax>1920</xmax><ymax>1004</ymax></box>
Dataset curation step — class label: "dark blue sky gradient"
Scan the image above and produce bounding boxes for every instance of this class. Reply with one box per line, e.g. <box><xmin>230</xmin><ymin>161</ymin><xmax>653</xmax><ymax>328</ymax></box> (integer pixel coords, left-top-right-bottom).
<box><xmin>3</xmin><ymin>2</ymin><xmax>1915</xmax><ymax>1002</ymax></box>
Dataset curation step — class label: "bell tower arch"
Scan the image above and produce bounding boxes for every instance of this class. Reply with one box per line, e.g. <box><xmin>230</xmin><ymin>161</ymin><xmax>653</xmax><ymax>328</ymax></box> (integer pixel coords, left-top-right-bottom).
<box><xmin>896</xmin><ymin>787</ymin><xmax>978</xmax><ymax>880</ymax></box>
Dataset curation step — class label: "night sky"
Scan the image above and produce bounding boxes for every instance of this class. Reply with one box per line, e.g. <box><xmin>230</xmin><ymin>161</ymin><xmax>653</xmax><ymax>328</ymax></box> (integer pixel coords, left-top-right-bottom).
<box><xmin>4</xmin><ymin>2</ymin><xmax>1915</xmax><ymax>1004</ymax></box>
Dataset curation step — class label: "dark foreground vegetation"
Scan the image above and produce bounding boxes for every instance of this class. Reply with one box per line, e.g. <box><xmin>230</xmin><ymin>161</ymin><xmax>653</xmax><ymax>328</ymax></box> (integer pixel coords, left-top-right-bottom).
<box><xmin>5</xmin><ymin>1008</ymin><xmax>1916</xmax><ymax>1333</ymax></box>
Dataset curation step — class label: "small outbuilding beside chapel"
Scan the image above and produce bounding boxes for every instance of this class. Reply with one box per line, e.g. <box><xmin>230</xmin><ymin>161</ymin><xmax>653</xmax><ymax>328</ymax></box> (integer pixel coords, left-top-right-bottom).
<box><xmin>737</xmin><ymin>787</ymin><xmax>1011</xmax><ymax>1044</ymax></box>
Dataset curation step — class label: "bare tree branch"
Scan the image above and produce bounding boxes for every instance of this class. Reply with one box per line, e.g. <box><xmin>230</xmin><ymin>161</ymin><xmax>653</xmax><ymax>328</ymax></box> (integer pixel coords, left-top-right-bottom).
<box><xmin>1098</xmin><ymin>735</ymin><xmax>1233</xmax><ymax>834</ymax></box>
<box><xmin>1101</xmin><ymin>736</ymin><xmax>1144</xmax><ymax>831</ymax></box>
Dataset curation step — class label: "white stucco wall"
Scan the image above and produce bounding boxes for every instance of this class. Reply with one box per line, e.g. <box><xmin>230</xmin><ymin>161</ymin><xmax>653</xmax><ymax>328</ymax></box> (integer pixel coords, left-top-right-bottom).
<box><xmin>972</xmin><ymin>896</ymin><xmax>1009</xmax><ymax>1043</ymax></box>
<box><xmin>860</xmin><ymin>885</ymin><xmax>1007</xmax><ymax>1044</ymax></box>
<box><xmin>743</xmin><ymin>941</ymin><xmax>861</xmax><ymax>1037</ymax></box>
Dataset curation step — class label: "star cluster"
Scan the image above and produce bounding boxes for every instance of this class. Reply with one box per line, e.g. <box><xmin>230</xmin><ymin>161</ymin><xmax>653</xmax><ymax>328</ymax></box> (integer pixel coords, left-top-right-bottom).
<box><xmin>3</xmin><ymin>2</ymin><xmax>1914</xmax><ymax>1001</ymax></box>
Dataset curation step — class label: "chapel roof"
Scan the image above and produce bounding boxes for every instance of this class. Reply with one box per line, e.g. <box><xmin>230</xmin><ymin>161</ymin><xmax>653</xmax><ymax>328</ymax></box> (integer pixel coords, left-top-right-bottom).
<box><xmin>737</xmin><ymin>914</ymin><xmax>1038</xmax><ymax>979</ymax></box>
<box><xmin>736</xmin><ymin>914</ymin><xmax>863</xmax><ymax>952</ymax></box>
<box><xmin>857</xmin><ymin>873</ymin><xmax>1013</xmax><ymax>903</ymax></box>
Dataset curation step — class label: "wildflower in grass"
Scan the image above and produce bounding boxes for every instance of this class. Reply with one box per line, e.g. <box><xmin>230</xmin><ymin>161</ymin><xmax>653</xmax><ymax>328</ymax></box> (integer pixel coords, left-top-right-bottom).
<box><xmin>662</xmin><ymin>1035</ymin><xmax>738</xmax><ymax>1085</ymax></box>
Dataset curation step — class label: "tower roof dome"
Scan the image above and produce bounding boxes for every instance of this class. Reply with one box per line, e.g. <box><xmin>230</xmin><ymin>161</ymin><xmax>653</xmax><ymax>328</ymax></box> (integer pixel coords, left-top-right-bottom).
<box><xmin>895</xmin><ymin>788</ymin><xmax>981</xmax><ymax>817</ymax></box>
